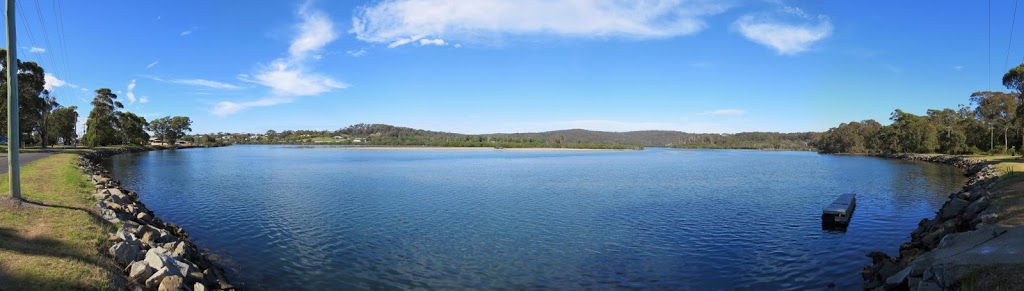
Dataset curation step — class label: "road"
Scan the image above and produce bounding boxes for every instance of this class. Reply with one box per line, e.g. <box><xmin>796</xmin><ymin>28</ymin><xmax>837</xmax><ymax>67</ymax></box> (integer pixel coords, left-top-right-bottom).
<box><xmin>0</xmin><ymin>152</ymin><xmax>56</xmax><ymax>174</ymax></box>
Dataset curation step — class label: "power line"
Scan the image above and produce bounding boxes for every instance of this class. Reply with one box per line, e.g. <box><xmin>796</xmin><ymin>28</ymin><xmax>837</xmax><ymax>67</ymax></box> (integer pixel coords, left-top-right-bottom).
<box><xmin>1006</xmin><ymin>0</ymin><xmax>1019</xmax><ymax>71</ymax></box>
<box><xmin>15</xmin><ymin>0</ymin><xmax>37</xmax><ymax>58</ymax></box>
<box><xmin>51</xmin><ymin>0</ymin><xmax>78</xmax><ymax>102</ymax></box>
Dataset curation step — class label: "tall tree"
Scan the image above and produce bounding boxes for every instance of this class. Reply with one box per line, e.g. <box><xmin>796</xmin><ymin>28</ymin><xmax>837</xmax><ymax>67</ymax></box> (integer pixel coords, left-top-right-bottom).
<box><xmin>116</xmin><ymin>112</ymin><xmax>149</xmax><ymax>145</ymax></box>
<box><xmin>1002</xmin><ymin>64</ymin><xmax>1024</xmax><ymax>149</ymax></box>
<box><xmin>971</xmin><ymin>91</ymin><xmax>1017</xmax><ymax>152</ymax></box>
<box><xmin>0</xmin><ymin>49</ymin><xmax>48</xmax><ymax>145</ymax></box>
<box><xmin>38</xmin><ymin>90</ymin><xmax>58</xmax><ymax>148</ymax></box>
<box><xmin>148</xmin><ymin>116</ymin><xmax>192</xmax><ymax>145</ymax></box>
<box><xmin>83</xmin><ymin>88</ymin><xmax>123</xmax><ymax>146</ymax></box>
<box><xmin>46</xmin><ymin>106</ymin><xmax>78</xmax><ymax>146</ymax></box>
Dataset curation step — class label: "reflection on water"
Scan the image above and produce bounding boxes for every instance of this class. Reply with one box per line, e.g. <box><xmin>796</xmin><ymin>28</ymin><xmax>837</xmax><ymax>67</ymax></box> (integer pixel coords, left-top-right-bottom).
<box><xmin>103</xmin><ymin>146</ymin><xmax>964</xmax><ymax>290</ymax></box>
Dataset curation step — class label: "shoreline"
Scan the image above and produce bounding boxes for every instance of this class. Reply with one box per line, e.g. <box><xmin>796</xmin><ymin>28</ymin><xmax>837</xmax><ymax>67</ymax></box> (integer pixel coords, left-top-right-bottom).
<box><xmin>79</xmin><ymin>146</ymin><xmax>235</xmax><ymax>290</ymax></box>
<box><xmin>285</xmin><ymin>145</ymin><xmax>629</xmax><ymax>151</ymax></box>
<box><xmin>861</xmin><ymin>153</ymin><xmax>1006</xmax><ymax>290</ymax></box>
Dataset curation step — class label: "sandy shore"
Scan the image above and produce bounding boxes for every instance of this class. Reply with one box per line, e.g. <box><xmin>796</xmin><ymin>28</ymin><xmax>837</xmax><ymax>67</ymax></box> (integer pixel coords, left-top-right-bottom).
<box><xmin>293</xmin><ymin>146</ymin><xmax>624</xmax><ymax>151</ymax></box>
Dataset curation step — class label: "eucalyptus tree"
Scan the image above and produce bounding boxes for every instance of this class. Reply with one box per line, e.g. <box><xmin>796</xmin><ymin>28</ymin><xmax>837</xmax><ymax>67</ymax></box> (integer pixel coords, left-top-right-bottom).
<box><xmin>0</xmin><ymin>49</ymin><xmax>48</xmax><ymax>144</ymax></box>
<box><xmin>116</xmin><ymin>112</ymin><xmax>149</xmax><ymax>145</ymax></box>
<box><xmin>46</xmin><ymin>106</ymin><xmax>78</xmax><ymax>146</ymax></box>
<box><xmin>38</xmin><ymin>90</ymin><xmax>58</xmax><ymax>148</ymax></box>
<box><xmin>83</xmin><ymin>88</ymin><xmax>124</xmax><ymax>146</ymax></box>
<box><xmin>148</xmin><ymin>116</ymin><xmax>192</xmax><ymax>145</ymax></box>
<box><xmin>1002</xmin><ymin>64</ymin><xmax>1024</xmax><ymax>149</ymax></box>
<box><xmin>970</xmin><ymin>91</ymin><xmax>1017</xmax><ymax>152</ymax></box>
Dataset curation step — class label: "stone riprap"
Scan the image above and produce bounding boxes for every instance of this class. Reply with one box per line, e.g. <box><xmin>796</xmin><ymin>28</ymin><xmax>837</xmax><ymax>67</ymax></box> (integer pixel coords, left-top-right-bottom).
<box><xmin>862</xmin><ymin>154</ymin><xmax>1004</xmax><ymax>290</ymax></box>
<box><xmin>79</xmin><ymin>148</ymin><xmax>235</xmax><ymax>291</ymax></box>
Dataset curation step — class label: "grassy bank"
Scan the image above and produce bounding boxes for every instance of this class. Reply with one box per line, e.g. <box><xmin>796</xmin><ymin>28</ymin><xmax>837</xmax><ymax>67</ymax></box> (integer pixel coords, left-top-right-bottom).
<box><xmin>0</xmin><ymin>154</ymin><xmax>121</xmax><ymax>290</ymax></box>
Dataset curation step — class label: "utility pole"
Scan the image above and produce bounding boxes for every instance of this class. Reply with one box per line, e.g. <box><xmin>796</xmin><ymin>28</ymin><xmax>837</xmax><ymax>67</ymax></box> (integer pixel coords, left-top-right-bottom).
<box><xmin>6</xmin><ymin>0</ymin><xmax>20</xmax><ymax>200</ymax></box>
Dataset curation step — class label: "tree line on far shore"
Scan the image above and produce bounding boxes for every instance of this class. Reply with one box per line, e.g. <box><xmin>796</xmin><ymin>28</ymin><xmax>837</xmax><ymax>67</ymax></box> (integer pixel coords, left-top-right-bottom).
<box><xmin>213</xmin><ymin>123</ymin><xmax>818</xmax><ymax>150</ymax></box>
<box><xmin>814</xmin><ymin>65</ymin><xmax>1024</xmax><ymax>155</ymax></box>
<box><xmin>0</xmin><ymin>49</ymin><xmax>192</xmax><ymax>148</ymax></box>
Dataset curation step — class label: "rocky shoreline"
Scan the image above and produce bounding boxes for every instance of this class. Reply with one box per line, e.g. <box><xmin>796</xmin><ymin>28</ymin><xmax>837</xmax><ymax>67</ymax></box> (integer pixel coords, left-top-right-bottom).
<box><xmin>79</xmin><ymin>147</ymin><xmax>235</xmax><ymax>291</ymax></box>
<box><xmin>861</xmin><ymin>154</ymin><xmax>1001</xmax><ymax>290</ymax></box>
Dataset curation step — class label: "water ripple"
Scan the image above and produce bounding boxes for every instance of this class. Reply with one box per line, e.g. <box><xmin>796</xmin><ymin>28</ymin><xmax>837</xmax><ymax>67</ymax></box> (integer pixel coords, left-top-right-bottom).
<box><xmin>102</xmin><ymin>147</ymin><xmax>965</xmax><ymax>290</ymax></box>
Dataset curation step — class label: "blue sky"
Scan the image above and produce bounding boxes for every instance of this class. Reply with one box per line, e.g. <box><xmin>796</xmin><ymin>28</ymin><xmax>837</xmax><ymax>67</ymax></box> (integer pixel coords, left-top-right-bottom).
<box><xmin>12</xmin><ymin>0</ymin><xmax>1018</xmax><ymax>134</ymax></box>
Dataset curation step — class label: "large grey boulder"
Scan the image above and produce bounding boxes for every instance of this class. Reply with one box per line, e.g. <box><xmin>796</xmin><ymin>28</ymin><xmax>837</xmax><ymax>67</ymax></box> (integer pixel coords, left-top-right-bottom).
<box><xmin>939</xmin><ymin>198</ymin><xmax>969</xmax><ymax>220</ymax></box>
<box><xmin>158</xmin><ymin>275</ymin><xmax>186</xmax><ymax>291</ymax></box>
<box><xmin>965</xmin><ymin>196</ymin><xmax>989</xmax><ymax>216</ymax></box>
<box><xmin>109</xmin><ymin>241</ymin><xmax>141</xmax><ymax>266</ymax></box>
<box><xmin>146</xmin><ymin>266</ymin><xmax>172</xmax><ymax>288</ymax></box>
<box><xmin>144</xmin><ymin>248</ymin><xmax>180</xmax><ymax>275</ymax></box>
<box><xmin>128</xmin><ymin>261</ymin><xmax>155</xmax><ymax>284</ymax></box>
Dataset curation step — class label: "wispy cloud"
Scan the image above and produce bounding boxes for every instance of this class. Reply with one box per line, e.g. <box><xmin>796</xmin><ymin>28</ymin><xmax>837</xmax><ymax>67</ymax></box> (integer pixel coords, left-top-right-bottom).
<box><xmin>171</xmin><ymin>79</ymin><xmax>241</xmax><ymax>89</ymax></box>
<box><xmin>29</xmin><ymin>46</ymin><xmax>45</xmax><ymax>53</ymax></box>
<box><xmin>352</xmin><ymin>0</ymin><xmax>733</xmax><ymax>48</ymax></box>
<box><xmin>126</xmin><ymin>79</ymin><xmax>137</xmax><ymax>104</ymax></box>
<box><xmin>419</xmin><ymin>38</ymin><xmax>447</xmax><ymax>46</ymax></box>
<box><xmin>734</xmin><ymin>6</ymin><xmax>832</xmax><ymax>55</ymax></box>
<box><xmin>212</xmin><ymin>97</ymin><xmax>295</xmax><ymax>116</ymax></box>
<box><xmin>346</xmin><ymin>48</ymin><xmax>367</xmax><ymax>57</ymax></box>
<box><xmin>146</xmin><ymin>61</ymin><xmax>159</xmax><ymax>69</ymax></box>
<box><xmin>701</xmin><ymin>109</ymin><xmax>747</xmax><ymax>116</ymax></box>
<box><xmin>43</xmin><ymin>73</ymin><xmax>66</xmax><ymax>91</ymax></box>
<box><xmin>215</xmin><ymin>1</ymin><xmax>345</xmax><ymax>116</ymax></box>
<box><xmin>139</xmin><ymin>96</ymin><xmax>150</xmax><ymax>104</ymax></box>
<box><xmin>953</xmin><ymin>65</ymin><xmax>965</xmax><ymax>71</ymax></box>
<box><xmin>180</xmin><ymin>26</ymin><xmax>198</xmax><ymax>36</ymax></box>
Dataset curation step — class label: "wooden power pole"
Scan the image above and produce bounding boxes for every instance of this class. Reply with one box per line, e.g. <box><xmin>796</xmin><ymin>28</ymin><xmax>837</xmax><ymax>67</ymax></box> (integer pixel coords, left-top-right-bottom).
<box><xmin>6</xmin><ymin>0</ymin><xmax>20</xmax><ymax>200</ymax></box>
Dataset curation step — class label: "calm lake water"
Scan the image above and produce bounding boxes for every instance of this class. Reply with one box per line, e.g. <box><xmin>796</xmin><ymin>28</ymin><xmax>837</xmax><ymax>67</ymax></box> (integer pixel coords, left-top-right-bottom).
<box><xmin>102</xmin><ymin>146</ymin><xmax>965</xmax><ymax>290</ymax></box>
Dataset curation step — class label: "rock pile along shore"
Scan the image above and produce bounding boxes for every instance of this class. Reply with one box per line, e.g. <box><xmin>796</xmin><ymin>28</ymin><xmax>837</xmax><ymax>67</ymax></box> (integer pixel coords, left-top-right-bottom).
<box><xmin>79</xmin><ymin>148</ymin><xmax>235</xmax><ymax>291</ymax></box>
<box><xmin>862</xmin><ymin>154</ymin><xmax>1001</xmax><ymax>290</ymax></box>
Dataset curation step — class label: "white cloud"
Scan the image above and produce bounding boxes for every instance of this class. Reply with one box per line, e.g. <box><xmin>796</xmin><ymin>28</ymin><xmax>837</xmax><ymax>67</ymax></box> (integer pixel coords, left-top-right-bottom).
<box><xmin>954</xmin><ymin>65</ymin><xmax>964</xmax><ymax>71</ymax></box>
<box><xmin>734</xmin><ymin>6</ymin><xmax>832</xmax><ymax>55</ymax></box>
<box><xmin>171</xmin><ymin>78</ymin><xmax>241</xmax><ymax>89</ymax></box>
<box><xmin>212</xmin><ymin>97</ymin><xmax>295</xmax><ymax>116</ymax></box>
<box><xmin>352</xmin><ymin>0</ymin><xmax>733</xmax><ymax>48</ymax></box>
<box><xmin>29</xmin><ymin>47</ymin><xmax>45</xmax><ymax>53</ymax></box>
<box><xmin>146</xmin><ymin>61</ymin><xmax>159</xmax><ymax>69</ymax></box>
<box><xmin>346</xmin><ymin>48</ymin><xmax>367</xmax><ymax>57</ymax></box>
<box><xmin>253</xmin><ymin>60</ymin><xmax>347</xmax><ymax>96</ymax></box>
<box><xmin>180</xmin><ymin>29</ymin><xmax>193</xmax><ymax>36</ymax></box>
<box><xmin>419</xmin><ymin>38</ymin><xmax>447</xmax><ymax>46</ymax></box>
<box><xmin>289</xmin><ymin>4</ymin><xmax>337</xmax><ymax>59</ymax></box>
<box><xmin>702</xmin><ymin>109</ymin><xmax>747</xmax><ymax>116</ymax></box>
<box><xmin>126</xmin><ymin>79</ymin><xmax>137</xmax><ymax>103</ymax></box>
<box><xmin>139</xmin><ymin>96</ymin><xmax>150</xmax><ymax>104</ymax></box>
<box><xmin>43</xmin><ymin>73</ymin><xmax>66</xmax><ymax>91</ymax></box>
<box><xmin>215</xmin><ymin>1</ymin><xmax>346</xmax><ymax>116</ymax></box>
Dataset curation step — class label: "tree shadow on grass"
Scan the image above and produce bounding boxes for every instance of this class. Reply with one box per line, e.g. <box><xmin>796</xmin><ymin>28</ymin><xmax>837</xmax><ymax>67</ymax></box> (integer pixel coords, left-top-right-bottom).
<box><xmin>19</xmin><ymin>198</ymin><xmax>115</xmax><ymax>230</ymax></box>
<box><xmin>0</xmin><ymin>199</ymin><xmax>125</xmax><ymax>290</ymax></box>
<box><xmin>0</xmin><ymin>227</ymin><xmax>108</xmax><ymax>290</ymax></box>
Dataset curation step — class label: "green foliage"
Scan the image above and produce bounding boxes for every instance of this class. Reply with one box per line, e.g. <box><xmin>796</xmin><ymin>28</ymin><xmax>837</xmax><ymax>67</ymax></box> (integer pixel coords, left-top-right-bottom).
<box><xmin>46</xmin><ymin>106</ymin><xmax>78</xmax><ymax>146</ymax></box>
<box><xmin>148</xmin><ymin>116</ymin><xmax>193</xmax><ymax>143</ymax></box>
<box><xmin>116</xmin><ymin>112</ymin><xmax>149</xmax><ymax>145</ymax></box>
<box><xmin>82</xmin><ymin>88</ymin><xmax>123</xmax><ymax>147</ymax></box>
<box><xmin>0</xmin><ymin>49</ymin><xmax>50</xmax><ymax>145</ymax></box>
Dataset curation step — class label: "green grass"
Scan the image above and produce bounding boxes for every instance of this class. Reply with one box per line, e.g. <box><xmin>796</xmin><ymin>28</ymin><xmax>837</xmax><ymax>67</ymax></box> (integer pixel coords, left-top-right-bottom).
<box><xmin>0</xmin><ymin>154</ymin><xmax>121</xmax><ymax>290</ymax></box>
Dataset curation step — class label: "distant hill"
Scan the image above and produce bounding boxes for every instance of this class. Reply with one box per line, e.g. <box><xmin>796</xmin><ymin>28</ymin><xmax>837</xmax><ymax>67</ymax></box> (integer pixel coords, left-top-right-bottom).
<box><xmin>202</xmin><ymin>123</ymin><xmax>821</xmax><ymax>150</ymax></box>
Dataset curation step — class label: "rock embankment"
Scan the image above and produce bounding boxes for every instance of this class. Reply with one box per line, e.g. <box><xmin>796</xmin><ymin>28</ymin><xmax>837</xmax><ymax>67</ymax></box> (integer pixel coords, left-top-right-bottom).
<box><xmin>862</xmin><ymin>153</ymin><xmax>1001</xmax><ymax>290</ymax></box>
<box><xmin>79</xmin><ymin>148</ymin><xmax>234</xmax><ymax>291</ymax></box>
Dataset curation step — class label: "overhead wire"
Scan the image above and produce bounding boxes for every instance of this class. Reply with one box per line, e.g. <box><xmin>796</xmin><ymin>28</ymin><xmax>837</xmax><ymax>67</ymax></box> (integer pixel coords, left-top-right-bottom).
<box><xmin>51</xmin><ymin>0</ymin><xmax>79</xmax><ymax>102</ymax></box>
<box><xmin>1006</xmin><ymin>0</ymin><xmax>1019</xmax><ymax>71</ymax></box>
